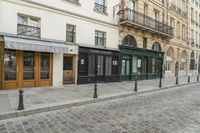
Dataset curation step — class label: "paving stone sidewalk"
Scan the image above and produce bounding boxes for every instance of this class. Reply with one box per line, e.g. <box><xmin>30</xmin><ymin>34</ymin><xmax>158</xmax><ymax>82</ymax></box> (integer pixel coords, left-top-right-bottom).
<box><xmin>0</xmin><ymin>75</ymin><xmax>198</xmax><ymax>119</ymax></box>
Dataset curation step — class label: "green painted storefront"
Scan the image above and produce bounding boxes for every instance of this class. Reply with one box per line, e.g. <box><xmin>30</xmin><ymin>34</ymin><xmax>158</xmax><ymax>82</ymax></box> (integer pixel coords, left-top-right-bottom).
<box><xmin>119</xmin><ymin>45</ymin><xmax>164</xmax><ymax>81</ymax></box>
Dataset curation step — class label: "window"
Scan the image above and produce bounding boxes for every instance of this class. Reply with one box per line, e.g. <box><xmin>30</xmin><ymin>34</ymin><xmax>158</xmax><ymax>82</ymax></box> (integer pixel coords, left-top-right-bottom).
<box><xmin>176</xmin><ymin>21</ymin><xmax>180</xmax><ymax>39</ymax></box>
<box><xmin>97</xmin><ymin>55</ymin><xmax>104</xmax><ymax>76</ymax></box>
<box><xmin>152</xmin><ymin>42</ymin><xmax>161</xmax><ymax>51</ymax></box>
<box><xmin>190</xmin><ymin>51</ymin><xmax>195</xmax><ymax>70</ymax></box>
<box><xmin>165</xmin><ymin>61</ymin><xmax>172</xmax><ymax>71</ymax></box>
<box><xmin>144</xmin><ymin>4</ymin><xmax>148</xmax><ymax>16</ymax></box>
<box><xmin>66</xmin><ymin>0</ymin><xmax>79</xmax><ymax>4</ymax></box>
<box><xmin>4</xmin><ymin>50</ymin><xmax>17</xmax><ymax>81</ymax></box>
<box><xmin>182</xmin><ymin>25</ymin><xmax>185</xmax><ymax>40</ymax></box>
<box><xmin>17</xmin><ymin>15</ymin><xmax>40</xmax><ymax>37</ymax></box>
<box><xmin>23</xmin><ymin>51</ymin><xmax>34</xmax><ymax>80</ymax></box>
<box><xmin>88</xmin><ymin>55</ymin><xmax>95</xmax><ymax>76</ymax></box>
<box><xmin>66</xmin><ymin>24</ymin><xmax>76</xmax><ymax>43</ymax></box>
<box><xmin>143</xmin><ymin>38</ymin><xmax>147</xmax><ymax>49</ymax></box>
<box><xmin>105</xmin><ymin>56</ymin><xmax>112</xmax><ymax>76</ymax></box>
<box><xmin>122</xmin><ymin>35</ymin><xmax>137</xmax><ymax>47</ymax></box>
<box><xmin>95</xmin><ymin>0</ymin><xmax>106</xmax><ymax>13</ymax></box>
<box><xmin>95</xmin><ymin>30</ymin><xmax>106</xmax><ymax>46</ymax></box>
<box><xmin>152</xmin><ymin>58</ymin><xmax>156</xmax><ymax>74</ymax></box>
<box><xmin>40</xmin><ymin>53</ymin><xmax>50</xmax><ymax>79</ymax></box>
<box><xmin>63</xmin><ymin>56</ymin><xmax>73</xmax><ymax>70</ymax></box>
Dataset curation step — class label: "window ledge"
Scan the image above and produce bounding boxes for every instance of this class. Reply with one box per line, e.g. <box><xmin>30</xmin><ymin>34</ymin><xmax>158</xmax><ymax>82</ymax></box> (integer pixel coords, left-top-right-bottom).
<box><xmin>93</xmin><ymin>8</ymin><xmax>108</xmax><ymax>16</ymax></box>
<box><xmin>63</xmin><ymin>0</ymin><xmax>81</xmax><ymax>6</ymax></box>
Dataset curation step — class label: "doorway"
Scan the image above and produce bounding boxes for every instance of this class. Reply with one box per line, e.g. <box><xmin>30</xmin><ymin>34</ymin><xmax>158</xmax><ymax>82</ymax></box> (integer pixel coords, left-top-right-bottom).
<box><xmin>2</xmin><ymin>50</ymin><xmax>53</xmax><ymax>89</ymax></box>
<box><xmin>63</xmin><ymin>55</ymin><xmax>75</xmax><ymax>84</ymax></box>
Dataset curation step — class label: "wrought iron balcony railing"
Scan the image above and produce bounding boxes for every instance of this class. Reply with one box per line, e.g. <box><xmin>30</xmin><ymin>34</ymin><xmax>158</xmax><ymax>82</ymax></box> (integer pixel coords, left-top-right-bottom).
<box><xmin>17</xmin><ymin>24</ymin><xmax>40</xmax><ymax>38</ymax></box>
<box><xmin>118</xmin><ymin>8</ymin><xmax>173</xmax><ymax>37</ymax></box>
<box><xmin>94</xmin><ymin>3</ymin><xmax>107</xmax><ymax>14</ymax></box>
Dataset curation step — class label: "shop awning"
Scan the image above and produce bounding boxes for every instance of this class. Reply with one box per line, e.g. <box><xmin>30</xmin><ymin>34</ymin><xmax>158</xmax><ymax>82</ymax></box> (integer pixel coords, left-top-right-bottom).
<box><xmin>166</xmin><ymin>56</ymin><xmax>173</xmax><ymax>61</ymax></box>
<box><xmin>4</xmin><ymin>36</ymin><xmax>78</xmax><ymax>54</ymax></box>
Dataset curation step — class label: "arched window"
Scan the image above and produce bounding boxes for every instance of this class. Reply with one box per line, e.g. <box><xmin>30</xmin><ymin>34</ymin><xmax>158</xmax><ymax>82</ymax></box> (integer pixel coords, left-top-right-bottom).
<box><xmin>152</xmin><ymin>42</ymin><xmax>161</xmax><ymax>51</ymax></box>
<box><xmin>165</xmin><ymin>47</ymin><xmax>174</xmax><ymax>71</ymax></box>
<box><xmin>190</xmin><ymin>51</ymin><xmax>195</xmax><ymax>70</ymax></box>
<box><xmin>122</xmin><ymin>35</ymin><xmax>137</xmax><ymax>47</ymax></box>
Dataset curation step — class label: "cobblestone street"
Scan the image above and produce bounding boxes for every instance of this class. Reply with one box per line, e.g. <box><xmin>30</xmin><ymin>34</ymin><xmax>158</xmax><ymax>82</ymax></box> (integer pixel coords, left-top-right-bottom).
<box><xmin>0</xmin><ymin>83</ymin><xmax>200</xmax><ymax>133</ymax></box>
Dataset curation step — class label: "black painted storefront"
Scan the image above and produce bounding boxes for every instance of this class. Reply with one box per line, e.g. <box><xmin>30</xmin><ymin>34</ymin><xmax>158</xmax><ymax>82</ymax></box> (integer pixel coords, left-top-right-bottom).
<box><xmin>120</xmin><ymin>45</ymin><xmax>164</xmax><ymax>81</ymax></box>
<box><xmin>78</xmin><ymin>47</ymin><xmax>120</xmax><ymax>84</ymax></box>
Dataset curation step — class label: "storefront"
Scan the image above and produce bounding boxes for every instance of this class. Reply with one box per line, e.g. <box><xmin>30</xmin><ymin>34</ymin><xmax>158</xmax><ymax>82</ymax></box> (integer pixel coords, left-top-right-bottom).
<box><xmin>120</xmin><ymin>45</ymin><xmax>164</xmax><ymax>81</ymax></box>
<box><xmin>0</xmin><ymin>36</ymin><xmax>78</xmax><ymax>89</ymax></box>
<box><xmin>78</xmin><ymin>46</ymin><xmax>120</xmax><ymax>84</ymax></box>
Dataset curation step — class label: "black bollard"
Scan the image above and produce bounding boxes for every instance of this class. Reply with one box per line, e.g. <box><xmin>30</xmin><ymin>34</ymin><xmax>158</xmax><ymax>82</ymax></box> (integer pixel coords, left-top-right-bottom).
<box><xmin>134</xmin><ymin>77</ymin><xmax>137</xmax><ymax>92</ymax></box>
<box><xmin>197</xmin><ymin>75</ymin><xmax>199</xmax><ymax>82</ymax></box>
<box><xmin>159</xmin><ymin>76</ymin><xmax>162</xmax><ymax>88</ymax></box>
<box><xmin>18</xmin><ymin>89</ymin><xmax>24</xmax><ymax>110</ymax></box>
<box><xmin>176</xmin><ymin>76</ymin><xmax>178</xmax><ymax>85</ymax></box>
<box><xmin>93</xmin><ymin>83</ymin><xmax>98</xmax><ymax>98</ymax></box>
<box><xmin>188</xmin><ymin>76</ymin><xmax>190</xmax><ymax>83</ymax></box>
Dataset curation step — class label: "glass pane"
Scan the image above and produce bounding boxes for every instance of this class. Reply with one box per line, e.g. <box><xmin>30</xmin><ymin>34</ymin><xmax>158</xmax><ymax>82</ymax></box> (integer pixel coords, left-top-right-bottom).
<box><xmin>97</xmin><ymin>55</ymin><xmax>104</xmax><ymax>76</ymax></box>
<box><xmin>105</xmin><ymin>56</ymin><xmax>112</xmax><ymax>76</ymax></box>
<box><xmin>121</xmin><ymin>60</ymin><xmax>126</xmax><ymax>75</ymax></box>
<box><xmin>40</xmin><ymin>53</ymin><xmax>50</xmax><ymax>79</ymax></box>
<box><xmin>4</xmin><ymin>50</ymin><xmax>17</xmax><ymax>81</ymax></box>
<box><xmin>126</xmin><ymin>60</ymin><xmax>130</xmax><ymax>75</ymax></box>
<box><xmin>63</xmin><ymin>56</ymin><xmax>73</xmax><ymax>70</ymax></box>
<box><xmin>23</xmin><ymin>51</ymin><xmax>34</xmax><ymax>80</ymax></box>
<box><xmin>132</xmin><ymin>56</ymin><xmax>137</xmax><ymax>73</ymax></box>
<box><xmin>88</xmin><ymin>55</ymin><xmax>95</xmax><ymax>76</ymax></box>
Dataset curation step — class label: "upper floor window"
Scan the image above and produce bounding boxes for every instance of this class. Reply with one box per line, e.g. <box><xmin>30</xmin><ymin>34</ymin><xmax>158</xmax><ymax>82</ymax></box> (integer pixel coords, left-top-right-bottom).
<box><xmin>66</xmin><ymin>24</ymin><xmax>76</xmax><ymax>43</ymax></box>
<box><xmin>94</xmin><ymin>0</ymin><xmax>107</xmax><ymax>14</ymax></box>
<box><xmin>17</xmin><ymin>15</ymin><xmax>40</xmax><ymax>38</ymax></box>
<box><xmin>152</xmin><ymin>42</ymin><xmax>161</xmax><ymax>52</ymax></box>
<box><xmin>95</xmin><ymin>30</ymin><xmax>106</xmax><ymax>46</ymax></box>
<box><xmin>122</xmin><ymin>35</ymin><xmax>137</xmax><ymax>47</ymax></box>
<box><xmin>66</xmin><ymin>0</ymin><xmax>79</xmax><ymax>4</ymax></box>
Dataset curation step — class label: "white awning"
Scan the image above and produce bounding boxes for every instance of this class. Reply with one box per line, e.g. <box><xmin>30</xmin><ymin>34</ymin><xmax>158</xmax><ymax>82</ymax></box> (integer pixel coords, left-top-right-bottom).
<box><xmin>166</xmin><ymin>56</ymin><xmax>173</xmax><ymax>61</ymax></box>
<box><xmin>4</xmin><ymin>36</ymin><xmax>78</xmax><ymax>54</ymax></box>
<box><xmin>181</xmin><ymin>58</ymin><xmax>186</xmax><ymax>63</ymax></box>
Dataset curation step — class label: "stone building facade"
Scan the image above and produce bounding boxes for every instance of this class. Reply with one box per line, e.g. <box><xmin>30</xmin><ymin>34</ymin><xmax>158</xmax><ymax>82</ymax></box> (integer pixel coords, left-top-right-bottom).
<box><xmin>116</xmin><ymin>0</ymin><xmax>173</xmax><ymax>80</ymax></box>
<box><xmin>188</xmin><ymin>0</ymin><xmax>200</xmax><ymax>75</ymax></box>
<box><xmin>166</xmin><ymin>0</ymin><xmax>189</xmax><ymax>77</ymax></box>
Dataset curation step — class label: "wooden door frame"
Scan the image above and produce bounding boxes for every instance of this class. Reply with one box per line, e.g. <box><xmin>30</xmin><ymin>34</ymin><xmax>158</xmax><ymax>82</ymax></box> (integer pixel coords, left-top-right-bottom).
<box><xmin>38</xmin><ymin>52</ymin><xmax>53</xmax><ymax>87</ymax></box>
<box><xmin>63</xmin><ymin>54</ymin><xmax>76</xmax><ymax>84</ymax></box>
<box><xmin>2</xmin><ymin>50</ymin><xmax>19</xmax><ymax>89</ymax></box>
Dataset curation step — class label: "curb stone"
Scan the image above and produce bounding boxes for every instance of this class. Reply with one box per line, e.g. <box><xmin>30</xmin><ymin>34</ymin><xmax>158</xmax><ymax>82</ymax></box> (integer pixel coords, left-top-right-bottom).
<box><xmin>0</xmin><ymin>81</ymin><xmax>199</xmax><ymax>121</ymax></box>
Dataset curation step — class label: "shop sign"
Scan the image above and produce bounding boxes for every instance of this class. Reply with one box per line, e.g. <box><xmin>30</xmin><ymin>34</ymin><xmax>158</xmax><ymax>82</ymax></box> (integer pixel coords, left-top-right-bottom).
<box><xmin>81</xmin><ymin>59</ymin><xmax>84</xmax><ymax>64</ymax></box>
<box><xmin>90</xmin><ymin>49</ymin><xmax>112</xmax><ymax>55</ymax></box>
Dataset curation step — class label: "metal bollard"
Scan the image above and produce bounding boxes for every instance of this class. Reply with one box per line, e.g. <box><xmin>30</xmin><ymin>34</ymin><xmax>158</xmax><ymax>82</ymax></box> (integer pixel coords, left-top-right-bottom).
<box><xmin>188</xmin><ymin>76</ymin><xmax>190</xmax><ymax>83</ymax></box>
<box><xmin>197</xmin><ymin>75</ymin><xmax>199</xmax><ymax>82</ymax></box>
<box><xmin>18</xmin><ymin>89</ymin><xmax>24</xmax><ymax>110</ymax></box>
<box><xmin>93</xmin><ymin>83</ymin><xmax>98</xmax><ymax>98</ymax></box>
<box><xmin>134</xmin><ymin>77</ymin><xmax>137</xmax><ymax>92</ymax></box>
<box><xmin>176</xmin><ymin>76</ymin><xmax>178</xmax><ymax>85</ymax></box>
<box><xmin>159</xmin><ymin>77</ymin><xmax>162</xmax><ymax>88</ymax></box>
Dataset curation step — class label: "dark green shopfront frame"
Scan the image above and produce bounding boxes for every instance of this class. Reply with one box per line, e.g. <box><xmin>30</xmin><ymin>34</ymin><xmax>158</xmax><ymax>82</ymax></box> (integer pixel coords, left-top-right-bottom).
<box><xmin>119</xmin><ymin>45</ymin><xmax>164</xmax><ymax>81</ymax></box>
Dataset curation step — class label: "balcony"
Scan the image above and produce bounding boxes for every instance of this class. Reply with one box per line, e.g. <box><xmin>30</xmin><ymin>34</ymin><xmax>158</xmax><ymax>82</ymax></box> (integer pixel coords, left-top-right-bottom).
<box><xmin>118</xmin><ymin>8</ymin><xmax>173</xmax><ymax>37</ymax></box>
<box><xmin>17</xmin><ymin>24</ymin><xmax>40</xmax><ymax>38</ymax></box>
